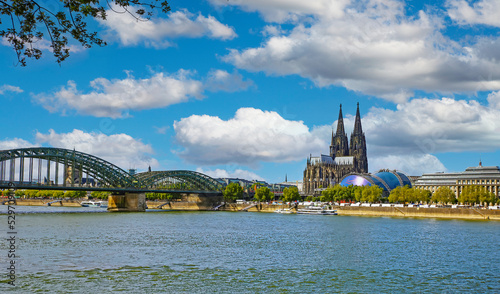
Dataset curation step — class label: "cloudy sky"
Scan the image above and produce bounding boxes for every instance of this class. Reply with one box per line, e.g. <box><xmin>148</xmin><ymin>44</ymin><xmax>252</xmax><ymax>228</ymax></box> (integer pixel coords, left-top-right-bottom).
<box><xmin>1</xmin><ymin>0</ymin><xmax>500</xmax><ymax>183</ymax></box>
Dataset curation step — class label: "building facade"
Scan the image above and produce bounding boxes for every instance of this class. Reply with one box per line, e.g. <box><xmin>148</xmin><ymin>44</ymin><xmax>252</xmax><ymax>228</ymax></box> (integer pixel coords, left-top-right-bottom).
<box><xmin>414</xmin><ymin>163</ymin><xmax>500</xmax><ymax>198</ymax></box>
<box><xmin>303</xmin><ymin>103</ymin><xmax>368</xmax><ymax>195</ymax></box>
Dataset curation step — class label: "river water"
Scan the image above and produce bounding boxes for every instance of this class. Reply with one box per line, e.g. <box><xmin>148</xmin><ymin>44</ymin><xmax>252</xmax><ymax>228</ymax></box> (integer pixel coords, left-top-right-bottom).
<box><xmin>1</xmin><ymin>206</ymin><xmax>499</xmax><ymax>293</ymax></box>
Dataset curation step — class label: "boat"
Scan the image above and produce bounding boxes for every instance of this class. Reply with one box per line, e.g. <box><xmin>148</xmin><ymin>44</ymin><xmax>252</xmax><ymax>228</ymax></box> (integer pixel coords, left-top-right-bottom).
<box><xmin>80</xmin><ymin>200</ymin><xmax>108</xmax><ymax>208</ymax></box>
<box><xmin>274</xmin><ymin>208</ymin><xmax>295</xmax><ymax>214</ymax></box>
<box><xmin>297</xmin><ymin>206</ymin><xmax>337</xmax><ymax>215</ymax></box>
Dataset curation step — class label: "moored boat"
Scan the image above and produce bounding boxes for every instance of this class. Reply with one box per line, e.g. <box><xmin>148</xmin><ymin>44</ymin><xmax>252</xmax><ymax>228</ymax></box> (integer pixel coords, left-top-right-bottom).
<box><xmin>274</xmin><ymin>208</ymin><xmax>295</xmax><ymax>214</ymax></box>
<box><xmin>297</xmin><ymin>206</ymin><xmax>337</xmax><ymax>215</ymax></box>
<box><xmin>80</xmin><ymin>200</ymin><xmax>108</xmax><ymax>208</ymax></box>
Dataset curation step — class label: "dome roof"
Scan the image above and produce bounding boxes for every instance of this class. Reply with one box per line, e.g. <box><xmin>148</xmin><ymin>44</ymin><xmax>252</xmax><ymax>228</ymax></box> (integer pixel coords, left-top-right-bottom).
<box><xmin>373</xmin><ymin>171</ymin><xmax>401</xmax><ymax>190</ymax></box>
<box><xmin>340</xmin><ymin>170</ymin><xmax>412</xmax><ymax>192</ymax></box>
<box><xmin>340</xmin><ymin>175</ymin><xmax>372</xmax><ymax>187</ymax></box>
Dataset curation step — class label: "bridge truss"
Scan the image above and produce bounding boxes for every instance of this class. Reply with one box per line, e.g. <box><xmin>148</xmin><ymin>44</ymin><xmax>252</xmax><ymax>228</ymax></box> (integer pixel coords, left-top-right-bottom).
<box><xmin>0</xmin><ymin>147</ymin><xmax>222</xmax><ymax>193</ymax></box>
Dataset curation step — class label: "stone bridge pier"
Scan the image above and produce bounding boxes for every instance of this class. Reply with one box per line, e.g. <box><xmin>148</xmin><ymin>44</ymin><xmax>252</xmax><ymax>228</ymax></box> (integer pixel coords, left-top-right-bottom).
<box><xmin>108</xmin><ymin>193</ymin><xmax>147</xmax><ymax>212</ymax></box>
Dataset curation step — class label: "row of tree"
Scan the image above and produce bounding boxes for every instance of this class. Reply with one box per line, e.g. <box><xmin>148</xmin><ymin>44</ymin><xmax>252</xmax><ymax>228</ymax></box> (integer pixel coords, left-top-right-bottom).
<box><xmin>222</xmin><ymin>183</ymin><xmax>301</xmax><ymax>203</ymax></box>
<box><xmin>145</xmin><ymin>192</ymin><xmax>181</xmax><ymax>201</ymax></box>
<box><xmin>387</xmin><ymin>186</ymin><xmax>432</xmax><ymax>204</ymax></box>
<box><xmin>1</xmin><ymin>189</ymin><xmax>87</xmax><ymax>198</ymax></box>
<box><xmin>321</xmin><ymin>185</ymin><xmax>384</xmax><ymax>203</ymax></box>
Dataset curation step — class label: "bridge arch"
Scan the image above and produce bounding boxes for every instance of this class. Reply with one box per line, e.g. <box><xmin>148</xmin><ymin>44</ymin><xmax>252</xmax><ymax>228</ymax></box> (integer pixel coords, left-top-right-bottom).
<box><xmin>0</xmin><ymin>147</ymin><xmax>138</xmax><ymax>187</ymax></box>
<box><xmin>135</xmin><ymin>170</ymin><xmax>223</xmax><ymax>191</ymax></box>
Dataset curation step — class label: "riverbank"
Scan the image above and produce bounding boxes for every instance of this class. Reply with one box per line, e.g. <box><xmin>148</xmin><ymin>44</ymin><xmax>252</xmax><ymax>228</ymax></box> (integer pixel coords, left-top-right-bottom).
<box><xmin>148</xmin><ymin>201</ymin><xmax>500</xmax><ymax>220</ymax></box>
<box><xmin>6</xmin><ymin>199</ymin><xmax>500</xmax><ymax>220</ymax></box>
<box><xmin>7</xmin><ymin>199</ymin><xmax>82</xmax><ymax>207</ymax></box>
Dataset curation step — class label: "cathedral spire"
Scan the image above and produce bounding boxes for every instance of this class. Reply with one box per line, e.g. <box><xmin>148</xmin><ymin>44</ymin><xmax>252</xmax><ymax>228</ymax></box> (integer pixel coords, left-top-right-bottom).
<box><xmin>353</xmin><ymin>102</ymin><xmax>363</xmax><ymax>135</ymax></box>
<box><xmin>336</xmin><ymin>104</ymin><xmax>346</xmax><ymax>135</ymax></box>
<box><xmin>330</xmin><ymin>104</ymin><xmax>349</xmax><ymax>158</ymax></box>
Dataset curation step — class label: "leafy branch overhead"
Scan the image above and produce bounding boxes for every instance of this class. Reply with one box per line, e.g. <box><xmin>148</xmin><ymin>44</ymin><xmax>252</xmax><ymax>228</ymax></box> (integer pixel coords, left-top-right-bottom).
<box><xmin>0</xmin><ymin>0</ymin><xmax>170</xmax><ymax>66</ymax></box>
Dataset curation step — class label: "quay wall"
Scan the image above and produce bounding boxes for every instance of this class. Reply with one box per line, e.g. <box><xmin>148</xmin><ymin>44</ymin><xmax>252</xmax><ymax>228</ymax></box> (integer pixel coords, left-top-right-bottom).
<box><xmin>335</xmin><ymin>206</ymin><xmax>500</xmax><ymax>220</ymax></box>
<box><xmin>7</xmin><ymin>198</ymin><xmax>500</xmax><ymax>220</ymax></box>
<box><xmin>9</xmin><ymin>199</ymin><xmax>82</xmax><ymax>207</ymax></box>
<box><xmin>148</xmin><ymin>202</ymin><xmax>500</xmax><ymax>220</ymax></box>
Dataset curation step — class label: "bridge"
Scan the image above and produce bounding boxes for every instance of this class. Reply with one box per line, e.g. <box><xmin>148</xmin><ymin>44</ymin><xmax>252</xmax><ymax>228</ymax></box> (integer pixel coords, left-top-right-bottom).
<box><xmin>0</xmin><ymin>147</ymin><xmax>224</xmax><ymax>211</ymax></box>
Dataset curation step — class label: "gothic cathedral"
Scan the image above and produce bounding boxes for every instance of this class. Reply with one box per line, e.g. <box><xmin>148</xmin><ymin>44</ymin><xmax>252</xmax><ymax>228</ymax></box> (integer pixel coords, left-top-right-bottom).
<box><xmin>303</xmin><ymin>103</ymin><xmax>368</xmax><ymax>194</ymax></box>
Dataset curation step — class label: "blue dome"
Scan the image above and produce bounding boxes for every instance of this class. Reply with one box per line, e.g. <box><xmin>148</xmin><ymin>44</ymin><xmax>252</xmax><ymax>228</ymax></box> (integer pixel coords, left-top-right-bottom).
<box><xmin>340</xmin><ymin>175</ymin><xmax>372</xmax><ymax>187</ymax></box>
<box><xmin>373</xmin><ymin>171</ymin><xmax>401</xmax><ymax>190</ymax></box>
<box><xmin>395</xmin><ymin>171</ymin><xmax>412</xmax><ymax>187</ymax></box>
<box><xmin>369</xmin><ymin>176</ymin><xmax>389</xmax><ymax>191</ymax></box>
<box><xmin>340</xmin><ymin>170</ymin><xmax>412</xmax><ymax>193</ymax></box>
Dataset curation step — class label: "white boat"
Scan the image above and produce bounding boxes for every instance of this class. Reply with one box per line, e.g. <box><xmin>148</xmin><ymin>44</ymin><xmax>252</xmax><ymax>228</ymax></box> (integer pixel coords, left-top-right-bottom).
<box><xmin>274</xmin><ymin>208</ymin><xmax>295</xmax><ymax>214</ymax></box>
<box><xmin>81</xmin><ymin>200</ymin><xmax>108</xmax><ymax>208</ymax></box>
<box><xmin>297</xmin><ymin>206</ymin><xmax>337</xmax><ymax>215</ymax></box>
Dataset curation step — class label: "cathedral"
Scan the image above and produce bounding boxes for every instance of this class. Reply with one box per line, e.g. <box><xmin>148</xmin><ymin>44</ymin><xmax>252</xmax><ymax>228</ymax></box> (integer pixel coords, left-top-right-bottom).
<box><xmin>303</xmin><ymin>103</ymin><xmax>368</xmax><ymax>195</ymax></box>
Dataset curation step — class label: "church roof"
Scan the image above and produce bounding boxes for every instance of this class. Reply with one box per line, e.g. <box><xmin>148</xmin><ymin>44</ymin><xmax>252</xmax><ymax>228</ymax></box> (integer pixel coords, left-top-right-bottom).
<box><xmin>310</xmin><ymin>154</ymin><xmax>335</xmax><ymax>165</ymax></box>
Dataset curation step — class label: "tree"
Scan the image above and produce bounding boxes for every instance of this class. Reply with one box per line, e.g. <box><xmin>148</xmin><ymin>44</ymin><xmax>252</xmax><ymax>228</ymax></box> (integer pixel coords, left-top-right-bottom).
<box><xmin>52</xmin><ymin>190</ymin><xmax>65</xmax><ymax>198</ymax></box>
<box><xmin>459</xmin><ymin>186</ymin><xmax>481</xmax><ymax>205</ymax></box>
<box><xmin>254</xmin><ymin>186</ymin><xmax>273</xmax><ymax>202</ymax></box>
<box><xmin>361</xmin><ymin>185</ymin><xmax>383</xmax><ymax>203</ymax></box>
<box><xmin>281</xmin><ymin>186</ymin><xmax>301</xmax><ymax>203</ymax></box>
<box><xmin>432</xmin><ymin>187</ymin><xmax>456</xmax><ymax>205</ymax></box>
<box><xmin>388</xmin><ymin>186</ymin><xmax>402</xmax><ymax>203</ymax></box>
<box><xmin>223</xmin><ymin>183</ymin><xmax>243</xmax><ymax>202</ymax></box>
<box><xmin>0</xmin><ymin>0</ymin><xmax>170</xmax><ymax>66</ymax></box>
<box><xmin>459</xmin><ymin>185</ymin><xmax>496</xmax><ymax>206</ymax></box>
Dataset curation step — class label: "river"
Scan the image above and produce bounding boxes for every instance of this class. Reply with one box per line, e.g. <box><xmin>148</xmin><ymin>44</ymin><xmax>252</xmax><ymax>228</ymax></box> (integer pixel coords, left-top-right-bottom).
<box><xmin>1</xmin><ymin>206</ymin><xmax>499</xmax><ymax>293</ymax></box>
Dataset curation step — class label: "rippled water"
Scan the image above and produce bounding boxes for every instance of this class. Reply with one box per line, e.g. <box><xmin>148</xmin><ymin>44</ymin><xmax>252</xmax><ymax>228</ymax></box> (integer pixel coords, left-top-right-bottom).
<box><xmin>1</xmin><ymin>206</ymin><xmax>499</xmax><ymax>293</ymax></box>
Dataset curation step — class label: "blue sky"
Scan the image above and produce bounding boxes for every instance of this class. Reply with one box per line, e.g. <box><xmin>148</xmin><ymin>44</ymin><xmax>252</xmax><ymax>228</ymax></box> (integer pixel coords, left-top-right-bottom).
<box><xmin>1</xmin><ymin>0</ymin><xmax>500</xmax><ymax>183</ymax></box>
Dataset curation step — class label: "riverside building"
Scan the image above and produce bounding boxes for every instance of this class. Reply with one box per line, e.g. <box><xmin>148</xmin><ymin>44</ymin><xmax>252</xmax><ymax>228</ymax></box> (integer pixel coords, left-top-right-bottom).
<box><xmin>414</xmin><ymin>162</ymin><xmax>500</xmax><ymax>198</ymax></box>
<box><xmin>303</xmin><ymin>103</ymin><xmax>368</xmax><ymax>195</ymax></box>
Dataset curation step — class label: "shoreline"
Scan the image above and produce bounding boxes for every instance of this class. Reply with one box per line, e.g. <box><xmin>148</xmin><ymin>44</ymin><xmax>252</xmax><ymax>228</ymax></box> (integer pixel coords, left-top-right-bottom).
<box><xmin>5</xmin><ymin>199</ymin><xmax>500</xmax><ymax>220</ymax></box>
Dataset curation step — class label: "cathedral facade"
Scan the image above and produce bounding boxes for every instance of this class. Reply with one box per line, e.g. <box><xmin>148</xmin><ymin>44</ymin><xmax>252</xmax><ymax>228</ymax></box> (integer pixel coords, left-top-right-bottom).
<box><xmin>303</xmin><ymin>103</ymin><xmax>368</xmax><ymax>195</ymax></box>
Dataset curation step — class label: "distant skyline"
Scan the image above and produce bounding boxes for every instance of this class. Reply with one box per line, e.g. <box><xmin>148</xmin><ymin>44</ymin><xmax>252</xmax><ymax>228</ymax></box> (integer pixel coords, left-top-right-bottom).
<box><xmin>1</xmin><ymin>0</ymin><xmax>500</xmax><ymax>183</ymax></box>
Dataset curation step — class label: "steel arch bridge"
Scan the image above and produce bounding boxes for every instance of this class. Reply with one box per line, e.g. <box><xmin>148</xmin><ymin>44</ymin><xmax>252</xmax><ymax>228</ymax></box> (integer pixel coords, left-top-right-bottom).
<box><xmin>0</xmin><ymin>147</ymin><xmax>223</xmax><ymax>193</ymax></box>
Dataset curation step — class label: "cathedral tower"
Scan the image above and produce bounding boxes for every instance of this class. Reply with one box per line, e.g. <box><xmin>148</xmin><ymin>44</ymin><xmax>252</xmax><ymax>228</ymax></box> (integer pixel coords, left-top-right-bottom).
<box><xmin>330</xmin><ymin>104</ymin><xmax>349</xmax><ymax>158</ymax></box>
<box><xmin>349</xmin><ymin>103</ymin><xmax>368</xmax><ymax>172</ymax></box>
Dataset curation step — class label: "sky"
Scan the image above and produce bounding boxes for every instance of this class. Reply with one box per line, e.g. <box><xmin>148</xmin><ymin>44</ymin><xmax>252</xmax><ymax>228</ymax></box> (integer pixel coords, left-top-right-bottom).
<box><xmin>1</xmin><ymin>0</ymin><xmax>500</xmax><ymax>184</ymax></box>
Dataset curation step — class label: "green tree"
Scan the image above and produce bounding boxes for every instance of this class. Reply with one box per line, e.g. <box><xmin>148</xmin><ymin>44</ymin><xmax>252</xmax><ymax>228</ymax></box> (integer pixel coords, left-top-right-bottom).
<box><xmin>25</xmin><ymin>190</ymin><xmax>38</xmax><ymax>198</ymax></box>
<box><xmin>223</xmin><ymin>183</ymin><xmax>244</xmax><ymax>202</ymax></box>
<box><xmin>1</xmin><ymin>0</ymin><xmax>170</xmax><ymax>66</ymax></box>
<box><xmin>459</xmin><ymin>186</ymin><xmax>480</xmax><ymax>205</ymax></box>
<box><xmin>388</xmin><ymin>186</ymin><xmax>402</xmax><ymax>203</ymax></box>
<box><xmin>281</xmin><ymin>186</ymin><xmax>301</xmax><ymax>203</ymax></box>
<box><xmin>254</xmin><ymin>186</ymin><xmax>273</xmax><ymax>202</ymax></box>
<box><xmin>361</xmin><ymin>185</ymin><xmax>383</xmax><ymax>203</ymax></box>
<box><xmin>431</xmin><ymin>187</ymin><xmax>456</xmax><ymax>204</ymax></box>
<box><xmin>52</xmin><ymin>190</ymin><xmax>65</xmax><ymax>198</ymax></box>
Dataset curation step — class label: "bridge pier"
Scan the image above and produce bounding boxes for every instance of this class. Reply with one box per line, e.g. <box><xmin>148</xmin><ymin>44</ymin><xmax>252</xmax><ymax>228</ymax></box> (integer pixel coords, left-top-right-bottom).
<box><xmin>108</xmin><ymin>192</ymin><xmax>147</xmax><ymax>212</ymax></box>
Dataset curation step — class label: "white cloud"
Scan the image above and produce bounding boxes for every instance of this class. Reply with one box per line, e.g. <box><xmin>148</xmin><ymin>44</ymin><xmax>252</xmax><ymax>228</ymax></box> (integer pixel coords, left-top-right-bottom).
<box><xmin>362</xmin><ymin>98</ymin><xmax>500</xmax><ymax>155</ymax></box>
<box><xmin>34</xmin><ymin>69</ymin><xmax>252</xmax><ymax>118</ymax></box>
<box><xmin>173</xmin><ymin>107</ymin><xmax>326</xmax><ymax>166</ymax></box>
<box><xmin>196</xmin><ymin>167</ymin><xmax>265</xmax><ymax>181</ymax></box>
<box><xmin>209</xmin><ymin>0</ymin><xmax>350</xmax><ymax>23</ymax></box>
<box><xmin>221</xmin><ymin>0</ymin><xmax>500</xmax><ymax>102</ymax></box>
<box><xmin>205</xmin><ymin>69</ymin><xmax>254</xmax><ymax>92</ymax></box>
<box><xmin>183</xmin><ymin>98</ymin><xmax>500</xmax><ymax>175</ymax></box>
<box><xmin>369</xmin><ymin>154</ymin><xmax>446</xmax><ymax>176</ymax></box>
<box><xmin>0</xmin><ymin>138</ymin><xmax>34</xmax><ymax>150</ymax></box>
<box><xmin>0</xmin><ymin>84</ymin><xmax>23</xmax><ymax>95</ymax></box>
<box><xmin>447</xmin><ymin>0</ymin><xmax>500</xmax><ymax>27</ymax></box>
<box><xmin>35</xmin><ymin>129</ymin><xmax>159</xmax><ymax>170</ymax></box>
<box><xmin>33</xmin><ymin>70</ymin><xmax>204</xmax><ymax>118</ymax></box>
<box><xmin>154</xmin><ymin>126</ymin><xmax>170</xmax><ymax>134</ymax></box>
<box><xmin>487</xmin><ymin>91</ymin><xmax>500</xmax><ymax>109</ymax></box>
<box><xmin>101</xmin><ymin>8</ymin><xmax>236</xmax><ymax>47</ymax></box>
